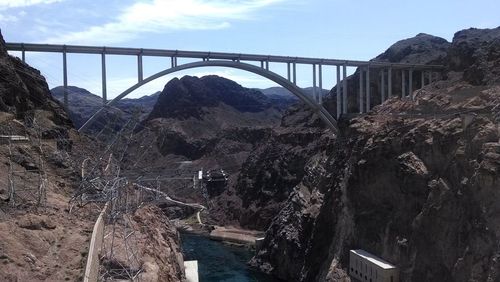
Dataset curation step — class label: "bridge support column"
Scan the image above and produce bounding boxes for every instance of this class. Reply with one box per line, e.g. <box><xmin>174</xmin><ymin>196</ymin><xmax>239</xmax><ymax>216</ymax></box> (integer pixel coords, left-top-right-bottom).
<box><xmin>359</xmin><ymin>68</ymin><xmax>364</xmax><ymax>113</ymax></box>
<box><xmin>21</xmin><ymin>49</ymin><xmax>25</xmax><ymax>63</ymax></box>
<box><xmin>388</xmin><ymin>67</ymin><xmax>393</xmax><ymax>98</ymax></box>
<box><xmin>265</xmin><ymin>61</ymin><xmax>269</xmax><ymax>71</ymax></box>
<box><xmin>381</xmin><ymin>69</ymin><xmax>386</xmax><ymax>103</ymax></box>
<box><xmin>63</xmin><ymin>48</ymin><xmax>68</xmax><ymax>108</ymax></box>
<box><xmin>343</xmin><ymin>64</ymin><xmax>347</xmax><ymax>114</ymax></box>
<box><xmin>336</xmin><ymin>65</ymin><xmax>341</xmax><ymax>118</ymax></box>
<box><xmin>401</xmin><ymin>69</ymin><xmax>406</xmax><ymax>99</ymax></box>
<box><xmin>312</xmin><ymin>64</ymin><xmax>317</xmax><ymax>102</ymax></box>
<box><xmin>287</xmin><ymin>63</ymin><xmax>291</xmax><ymax>81</ymax></box>
<box><xmin>101</xmin><ymin>52</ymin><xmax>107</xmax><ymax>104</ymax></box>
<box><xmin>318</xmin><ymin>64</ymin><xmax>323</xmax><ymax>105</ymax></box>
<box><xmin>409</xmin><ymin>68</ymin><xmax>413</xmax><ymax>100</ymax></box>
<box><xmin>366</xmin><ymin>66</ymin><xmax>370</xmax><ymax>112</ymax></box>
<box><xmin>138</xmin><ymin>53</ymin><xmax>143</xmax><ymax>82</ymax></box>
<box><xmin>293</xmin><ymin>63</ymin><xmax>297</xmax><ymax>85</ymax></box>
<box><xmin>421</xmin><ymin>70</ymin><xmax>425</xmax><ymax>88</ymax></box>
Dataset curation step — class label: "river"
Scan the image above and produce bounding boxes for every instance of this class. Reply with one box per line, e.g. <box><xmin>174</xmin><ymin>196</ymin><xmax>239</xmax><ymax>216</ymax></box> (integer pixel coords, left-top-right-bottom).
<box><xmin>180</xmin><ymin>233</ymin><xmax>281</xmax><ymax>282</ymax></box>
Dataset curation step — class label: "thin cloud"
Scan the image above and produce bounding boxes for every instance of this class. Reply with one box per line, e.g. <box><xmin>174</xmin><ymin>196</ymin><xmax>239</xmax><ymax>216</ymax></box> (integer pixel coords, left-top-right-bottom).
<box><xmin>0</xmin><ymin>0</ymin><xmax>64</xmax><ymax>9</ymax></box>
<box><xmin>0</xmin><ymin>14</ymin><xmax>18</xmax><ymax>23</ymax></box>
<box><xmin>44</xmin><ymin>0</ymin><xmax>286</xmax><ymax>45</ymax></box>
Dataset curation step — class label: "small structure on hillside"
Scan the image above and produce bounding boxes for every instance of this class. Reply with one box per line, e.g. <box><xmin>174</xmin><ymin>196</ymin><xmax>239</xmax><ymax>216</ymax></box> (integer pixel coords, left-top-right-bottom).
<box><xmin>0</xmin><ymin>135</ymin><xmax>29</xmax><ymax>144</ymax></box>
<box><xmin>349</xmin><ymin>249</ymin><xmax>399</xmax><ymax>282</ymax></box>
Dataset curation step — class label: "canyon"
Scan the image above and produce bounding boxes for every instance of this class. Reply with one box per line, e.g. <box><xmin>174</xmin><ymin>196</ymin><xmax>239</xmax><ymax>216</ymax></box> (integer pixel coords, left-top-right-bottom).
<box><xmin>0</xmin><ymin>26</ymin><xmax>499</xmax><ymax>282</ymax></box>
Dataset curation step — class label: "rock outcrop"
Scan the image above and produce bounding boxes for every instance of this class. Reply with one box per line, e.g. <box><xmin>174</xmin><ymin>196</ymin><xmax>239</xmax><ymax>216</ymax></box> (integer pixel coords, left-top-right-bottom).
<box><xmin>128</xmin><ymin>75</ymin><xmax>289</xmax><ymax>225</ymax></box>
<box><xmin>51</xmin><ymin>86</ymin><xmax>159</xmax><ymax>132</ymax></box>
<box><xmin>249</xmin><ymin>27</ymin><xmax>500</xmax><ymax>282</ymax></box>
<box><xmin>101</xmin><ymin>205</ymin><xmax>185</xmax><ymax>281</ymax></box>
<box><xmin>0</xmin><ymin>30</ymin><xmax>186</xmax><ymax>281</ymax></box>
<box><xmin>147</xmin><ymin>75</ymin><xmax>275</xmax><ymax>121</ymax></box>
<box><xmin>0</xmin><ymin>31</ymin><xmax>71</xmax><ymax>128</ymax></box>
<box><xmin>447</xmin><ymin>27</ymin><xmax>500</xmax><ymax>85</ymax></box>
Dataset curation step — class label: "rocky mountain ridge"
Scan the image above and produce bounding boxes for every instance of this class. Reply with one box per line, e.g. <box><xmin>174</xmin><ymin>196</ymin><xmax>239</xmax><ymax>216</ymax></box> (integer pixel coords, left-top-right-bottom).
<box><xmin>51</xmin><ymin>86</ymin><xmax>160</xmax><ymax>131</ymax></box>
<box><xmin>248</xmin><ymin>27</ymin><xmax>500</xmax><ymax>282</ymax></box>
<box><xmin>0</xmin><ymin>30</ymin><xmax>185</xmax><ymax>281</ymax></box>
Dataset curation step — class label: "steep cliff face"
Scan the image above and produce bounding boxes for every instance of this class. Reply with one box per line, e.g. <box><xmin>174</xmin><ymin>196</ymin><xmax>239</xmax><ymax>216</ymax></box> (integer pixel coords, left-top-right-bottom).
<box><xmin>0</xmin><ymin>30</ymin><xmax>185</xmax><ymax>281</ymax></box>
<box><xmin>234</xmin><ymin>114</ymin><xmax>332</xmax><ymax>230</ymax></box>
<box><xmin>250</xmin><ymin>27</ymin><xmax>500</xmax><ymax>282</ymax></box>
<box><xmin>128</xmin><ymin>75</ymin><xmax>288</xmax><ymax>224</ymax></box>
<box><xmin>0</xmin><ymin>32</ymin><xmax>71</xmax><ymax>128</ymax></box>
<box><xmin>253</xmin><ymin>79</ymin><xmax>500</xmax><ymax>282</ymax></box>
<box><xmin>448</xmin><ymin>27</ymin><xmax>500</xmax><ymax>85</ymax></box>
<box><xmin>235</xmin><ymin>33</ymin><xmax>452</xmax><ymax>231</ymax></box>
<box><xmin>104</xmin><ymin>205</ymin><xmax>185</xmax><ymax>281</ymax></box>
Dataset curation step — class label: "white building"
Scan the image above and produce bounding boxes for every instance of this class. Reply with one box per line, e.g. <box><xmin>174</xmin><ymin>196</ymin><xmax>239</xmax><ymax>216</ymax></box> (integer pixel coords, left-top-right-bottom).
<box><xmin>349</xmin><ymin>249</ymin><xmax>399</xmax><ymax>282</ymax></box>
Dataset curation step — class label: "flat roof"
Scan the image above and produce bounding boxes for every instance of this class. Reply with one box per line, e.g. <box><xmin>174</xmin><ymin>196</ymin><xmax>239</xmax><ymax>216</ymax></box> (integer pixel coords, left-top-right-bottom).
<box><xmin>350</xmin><ymin>249</ymin><xmax>396</xmax><ymax>270</ymax></box>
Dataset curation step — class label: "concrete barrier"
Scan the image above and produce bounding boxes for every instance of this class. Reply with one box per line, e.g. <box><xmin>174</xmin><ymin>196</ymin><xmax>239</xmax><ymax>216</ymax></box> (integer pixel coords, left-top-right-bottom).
<box><xmin>209</xmin><ymin>227</ymin><xmax>264</xmax><ymax>246</ymax></box>
<box><xmin>184</xmin><ymin>260</ymin><xmax>199</xmax><ymax>282</ymax></box>
<box><xmin>255</xmin><ymin>237</ymin><xmax>265</xmax><ymax>252</ymax></box>
<box><xmin>83</xmin><ymin>203</ymin><xmax>109</xmax><ymax>282</ymax></box>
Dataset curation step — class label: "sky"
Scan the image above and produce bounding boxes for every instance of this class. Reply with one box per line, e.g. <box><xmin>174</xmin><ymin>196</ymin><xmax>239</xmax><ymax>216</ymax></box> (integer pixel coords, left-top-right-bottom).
<box><xmin>1</xmin><ymin>0</ymin><xmax>500</xmax><ymax>99</ymax></box>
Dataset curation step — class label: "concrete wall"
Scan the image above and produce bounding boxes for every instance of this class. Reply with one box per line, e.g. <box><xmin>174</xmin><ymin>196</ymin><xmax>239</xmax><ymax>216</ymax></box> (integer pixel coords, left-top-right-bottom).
<box><xmin>349</xmin><ymin>251</ymin><xmax>398</xmax><ymax>282</ymax></box>
<box><xmin>83</xmin><ymin>203</ymin><xmax>109</xmax><ymax>282</ymax></box>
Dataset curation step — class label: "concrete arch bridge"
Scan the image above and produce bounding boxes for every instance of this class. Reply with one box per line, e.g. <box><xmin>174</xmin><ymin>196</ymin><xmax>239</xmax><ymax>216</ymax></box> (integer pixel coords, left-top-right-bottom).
<box><xmin>5</xmin><ymin>43</ymin><xmax>444</xmax><ymax>132</ymax></box>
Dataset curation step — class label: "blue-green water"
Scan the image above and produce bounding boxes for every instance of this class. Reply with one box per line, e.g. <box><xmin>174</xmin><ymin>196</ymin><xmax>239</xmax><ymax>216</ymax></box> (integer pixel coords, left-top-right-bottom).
<box><xmin>180</xmin><ymin>233</ymin><xmax>281</xmax><ymax>282</ymax></box>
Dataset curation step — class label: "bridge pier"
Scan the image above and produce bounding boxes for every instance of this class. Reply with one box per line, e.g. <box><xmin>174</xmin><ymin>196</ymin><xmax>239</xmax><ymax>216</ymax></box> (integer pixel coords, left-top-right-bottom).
<box><xmin>293</xmin><ymin>62</ymin><xmax>297</xmax><ymax>85</ymax></box>
<box><xmin>63</xmin><ymin>47</ymin><xmax>68</xmax><ymax>109</ymax></box>
<box><xmin>409</xmin><ymin>68</ymin><xmax>413</xmax><ymax>100</ymax></box>
<box><xmin>421</xmin><ymin>70</ymin><xmax>425</xmax><ymax>88</ymax></box>
<box><xmin>401</xmin><ymin>69</ymin><xmax>406</xmax><ymax>99</ymax></box>
<box><xmin>359</xmin><ymin>68</ymin><xmax>364</xmax><ymax>113</ymax></box>
<box><xmin>287</xmin><ymin>62</ymin><xmax>291</xmax><ymax>81</ymax></box>
<box><xmin>21</xmin><ymin>44</ymin><xmax>25</xmax><ymax>63</ymax></box>
<box><xmin>101</xmin><ymin>52</ymin><xmax>107</xmax><ymax>104</ymax></box>
<box><xmin>388</xmin><ymin>67</ymin><xmax>393</xmax><ymax>98</ymax></box>
<box><xmin>336</xmin><ymin>65</ymin><xmax>341</xmax><ymax>118</ymax></box>
<box><xmin>312</xmin><ymin>64</ymin><xmax>317</xmax><ymax>102</ymax></box>
<box><xmin>138</xmin><ymin>52</ymin><xmax>143</xmax><ymax>82</ymax></box>
<box><xmin>342</xmin><ymin>64</ymin><xmax>347</xmax><ymax>114</ymax></box>
<box><xmin>366</xmin><ymin>66</ymin><xmax>370</xmax><ymax>112</ymax></box>
<box><xmin>318</xmin><ymin>64</ymin><xmax>323</xmax><ymax>105</ymax></box>
<box><xmin>381</xmin><ymin>69</ymin><xmax>386</xmax><ymax>103</ymax></box>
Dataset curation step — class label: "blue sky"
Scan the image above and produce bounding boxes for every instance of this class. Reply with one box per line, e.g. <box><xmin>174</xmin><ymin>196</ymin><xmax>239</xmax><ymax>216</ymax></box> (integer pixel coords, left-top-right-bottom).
<box><xmin>1</xmin><ymin>0</ymin><xmax>499</xmax><ymax>99</ymax></box>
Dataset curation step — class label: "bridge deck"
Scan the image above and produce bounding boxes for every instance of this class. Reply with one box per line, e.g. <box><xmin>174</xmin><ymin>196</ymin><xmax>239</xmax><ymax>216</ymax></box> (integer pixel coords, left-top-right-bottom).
<box><xmin>5</xmin><ymin>42</ymin><xmax>444</xmax><ymax>70</ymax></box>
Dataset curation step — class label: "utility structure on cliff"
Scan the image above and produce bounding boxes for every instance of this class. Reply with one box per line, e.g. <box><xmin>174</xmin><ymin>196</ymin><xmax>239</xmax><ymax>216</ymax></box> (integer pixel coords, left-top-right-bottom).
<box><xmin>6</xmin><ymin>42</ymin><xmax>444</xmax><ymax>132</ymax></box>
<box><xmin>350</xmin><ymin>249</ymin><xmax>399</xmax><ymax>282</ymax></box>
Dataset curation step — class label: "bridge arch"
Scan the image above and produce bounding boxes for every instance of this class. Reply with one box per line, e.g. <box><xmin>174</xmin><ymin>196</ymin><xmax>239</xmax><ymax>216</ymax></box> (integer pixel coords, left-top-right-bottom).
<box><xmin>78</xmin><ymin>60</ymin><xmax>337</xmax><ymax>132</ymax></box>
